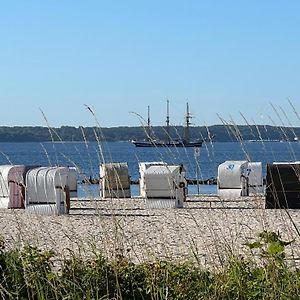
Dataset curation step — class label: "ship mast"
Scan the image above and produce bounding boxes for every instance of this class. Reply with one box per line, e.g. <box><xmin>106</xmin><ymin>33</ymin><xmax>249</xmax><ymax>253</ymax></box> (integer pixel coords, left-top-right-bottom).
<box><xmin>166</xmin><ymin>99</ymin><xmax>170</xmax><ymax>142</ymax></box>
<box><xmin>147</xmin><ymin>105</ymin><xmax>150</xmax><ymax>128</ymax></box>
<box><xmin>184</xmin><ymin>102</ymin><xmax>191</xmax><ymax>143</ymax></box>
<box><xmin>147</xmin><ymin>105</ymin><xmax>151</xmax><ymax>140</ymax></box>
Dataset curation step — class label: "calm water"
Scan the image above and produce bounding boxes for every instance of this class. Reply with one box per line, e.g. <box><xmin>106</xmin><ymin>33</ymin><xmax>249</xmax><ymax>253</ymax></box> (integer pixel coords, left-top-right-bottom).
<box><xmin>0</xmin><ymin>141</ymin><xmax>300</xmax><ymax>196</ymax></box>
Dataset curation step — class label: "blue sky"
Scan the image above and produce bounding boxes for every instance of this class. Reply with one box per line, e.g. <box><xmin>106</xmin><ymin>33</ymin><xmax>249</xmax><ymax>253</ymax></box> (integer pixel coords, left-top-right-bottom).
<box><xmin>1</xmin><ymin>1</ymin><xmax>300</xmax><ymax>127</ymax></box>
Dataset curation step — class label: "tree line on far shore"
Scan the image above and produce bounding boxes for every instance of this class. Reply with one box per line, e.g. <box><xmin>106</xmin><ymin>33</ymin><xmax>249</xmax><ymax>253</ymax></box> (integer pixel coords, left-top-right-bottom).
<box><xmin>0</xmin><ymin>125</ymin><xmax>299</xmax><ymax>142</ymax></box>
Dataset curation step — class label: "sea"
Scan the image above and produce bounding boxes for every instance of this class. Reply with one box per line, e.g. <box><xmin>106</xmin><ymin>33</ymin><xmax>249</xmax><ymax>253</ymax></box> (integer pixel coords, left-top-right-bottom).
<box><xmin>1</xmin><ymin>141</ymin><xmax>300</xmax><ymax>197</ymax></box>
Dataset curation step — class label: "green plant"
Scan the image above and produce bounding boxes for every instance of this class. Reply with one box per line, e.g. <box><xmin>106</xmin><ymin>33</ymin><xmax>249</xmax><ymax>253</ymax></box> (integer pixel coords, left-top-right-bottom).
<box><xmin>246</xmin><ymin>231</ymin><xmax>294</xmax><ymax>266</ymax></box>
<box><xmin>245</xmin><ymin>231</ymin><xmax>297</xmax><ymax>299</ymax></box>
<box><xmin>1</xmin><ymin>232</ymin><xmax>300</xmax><ymax>299</ymax></box>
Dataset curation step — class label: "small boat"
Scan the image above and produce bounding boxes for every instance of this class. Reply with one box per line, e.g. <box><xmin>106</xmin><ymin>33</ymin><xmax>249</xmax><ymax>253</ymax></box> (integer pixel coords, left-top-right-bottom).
<box><xmin>132</xmin><ymin>101</ymin><xmax>203</xmax><ymax>148</ymax></box>
<box><xmin>246</xmin><ymin>139</ymin><xmax>282</xmax><ymax>143</ymax></box>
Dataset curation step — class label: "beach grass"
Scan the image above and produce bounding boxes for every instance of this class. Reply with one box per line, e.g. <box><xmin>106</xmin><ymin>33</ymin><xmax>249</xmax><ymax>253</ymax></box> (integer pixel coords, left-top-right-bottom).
<box><xmin>1</xmin><ymin>230</ymin><xmax>300</xmax><ymax>299</ymax></box>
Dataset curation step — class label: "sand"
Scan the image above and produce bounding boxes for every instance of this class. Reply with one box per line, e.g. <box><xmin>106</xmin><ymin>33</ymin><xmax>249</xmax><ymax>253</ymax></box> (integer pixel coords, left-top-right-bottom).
<box><xmin>0</xmin><ymin>195</ymin><xmax>300</xmax><ymax>268</ymax></box>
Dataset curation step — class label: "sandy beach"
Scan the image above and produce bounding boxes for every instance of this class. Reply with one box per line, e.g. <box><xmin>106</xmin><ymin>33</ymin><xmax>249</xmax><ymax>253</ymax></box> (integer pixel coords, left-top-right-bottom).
<box><xmin>1</xmin><ymin>195</ymin><xmax>300</xmax><ymax>268</ymax></box>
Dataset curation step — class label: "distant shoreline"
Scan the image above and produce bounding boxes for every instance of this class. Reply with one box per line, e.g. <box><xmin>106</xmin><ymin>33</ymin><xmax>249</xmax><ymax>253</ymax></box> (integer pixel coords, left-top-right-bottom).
<box><xmin>0</xmin><ymin>125</ymin><xmax>299</xmax><ymax>143</ymax></box>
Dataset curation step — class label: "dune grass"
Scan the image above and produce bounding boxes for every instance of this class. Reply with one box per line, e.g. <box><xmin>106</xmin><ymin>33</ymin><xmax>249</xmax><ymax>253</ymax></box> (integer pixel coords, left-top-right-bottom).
<box><xmin>1</xmin><ymin>231</ymin><xmax>300</xmax><ymax>299</ymax></box>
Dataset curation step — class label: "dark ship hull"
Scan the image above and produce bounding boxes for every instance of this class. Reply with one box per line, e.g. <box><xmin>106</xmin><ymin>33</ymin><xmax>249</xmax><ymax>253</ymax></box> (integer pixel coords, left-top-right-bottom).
<box><xmin>132</xmin><ymin>139</ymin><xmax>202</xmax><ymax>148</ymax></box>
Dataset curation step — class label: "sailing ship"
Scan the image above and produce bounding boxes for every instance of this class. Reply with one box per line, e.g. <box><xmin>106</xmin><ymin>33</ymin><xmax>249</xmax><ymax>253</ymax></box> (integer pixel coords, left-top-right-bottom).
<box><xmin>132</xmin><ymin>101</ymin><xmax>203</xmax><ymax>148</ymax></box>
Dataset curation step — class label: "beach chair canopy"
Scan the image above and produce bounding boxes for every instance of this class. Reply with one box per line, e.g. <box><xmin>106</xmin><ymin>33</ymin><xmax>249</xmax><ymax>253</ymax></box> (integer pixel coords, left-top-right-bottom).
<box><xmin>100</xmin><ymin>162</ymin><xmax>131</xmax><ymax>198</ymax></box>
<box><xmin>266</xmin><ymin>162</ymin><xmax>300</xmax><ymax>208</ymax></box>
<box><xmin>247</xmin><ymin>162</ymin><xmax>263</xmax><ymax>194</ymax></box>
<box><xmin>218</xmin><ymin>160</ymin><xmax>249</xmax><ymax>189</ymax></box>
<box><xmin>100</xmin><ymin>163</ymin><xmax>130</xmax><ymax>190</ymax></box>
<box><xmin>139</xmin><ymin>161</ymin><xmax>167</xmax><ymax>197</ymax></box>
<box><xmin>26</xmin><ymin>167</ymin><xmax>69</xmax><ymax>204</ymax></box>
<box><xmin>67</xmin><ymin>167</ymin><xmax>78</xmax><ymax>198</ymax></box>
<box><xmin>0</xmin><ymin>165</ymin><xmax>26</xmax><ymax>208</ymax></box>
<box><xmin>143</xmin><ymin>165</ymin><xmax>186</xmax><ymax>198</ymax></box>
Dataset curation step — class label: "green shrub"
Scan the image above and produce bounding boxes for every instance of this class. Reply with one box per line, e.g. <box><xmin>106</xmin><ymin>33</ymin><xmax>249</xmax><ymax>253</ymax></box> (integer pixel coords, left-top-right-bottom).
<box><xmin>0</xmin><ymin>231</ymin><xmax>299</xmax><ymax>299</ymax></box>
